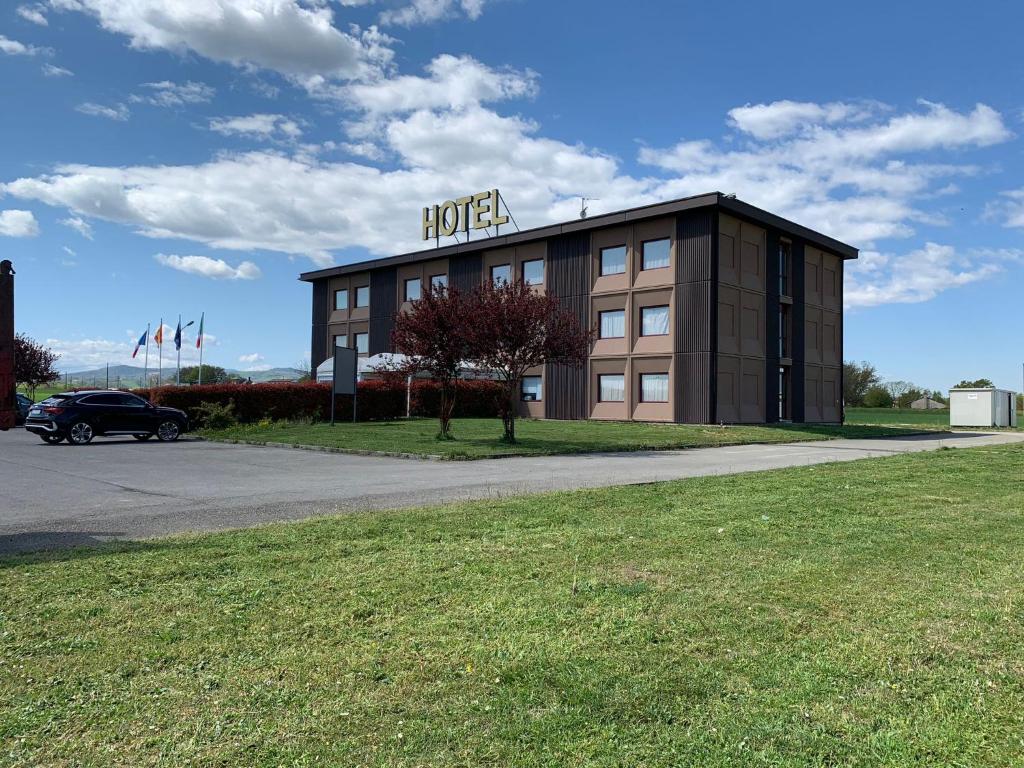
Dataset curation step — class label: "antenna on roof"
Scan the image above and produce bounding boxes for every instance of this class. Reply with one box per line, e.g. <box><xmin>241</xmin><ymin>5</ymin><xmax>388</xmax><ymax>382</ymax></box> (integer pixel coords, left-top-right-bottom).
<box><xmin>724</xmin><ymin>192</ymin><xmax>737</xmax><ymax>199</ymax></box>
<box><xmin>580</xmin><ymin>196</ymin><xmax>600</xmax><ymax>219</ymax></box>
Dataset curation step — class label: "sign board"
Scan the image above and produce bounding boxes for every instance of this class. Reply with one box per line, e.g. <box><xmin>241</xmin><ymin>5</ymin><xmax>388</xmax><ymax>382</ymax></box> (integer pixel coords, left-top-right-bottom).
<box><xmin>332</xmin><ymin>346</ymin><xmax>357</xmax><ymax>396</ymax></box>
<box><xmin>422</xmin><ymin>188</ymin><xmax>509</xmax><ymax>240</ymax></box>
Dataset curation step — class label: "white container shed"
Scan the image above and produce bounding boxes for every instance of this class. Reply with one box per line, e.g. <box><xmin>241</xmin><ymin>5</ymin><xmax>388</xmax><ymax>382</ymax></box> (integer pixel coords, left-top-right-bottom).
<box><xmin>949</xmin><ymin>388</ymin><xmax>1018</xmax><ymax>428</ymax></box>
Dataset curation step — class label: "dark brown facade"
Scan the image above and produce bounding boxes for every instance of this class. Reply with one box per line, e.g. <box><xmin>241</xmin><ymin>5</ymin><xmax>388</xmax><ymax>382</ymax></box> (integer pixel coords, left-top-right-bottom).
<box><xmin>0</xmin><ymin>260</ymin><xmax>14</xmax><ymax>431</ymax></box>
<box><xmin>301</xmin><ymin>193</ymin><xmax>856</xmax><ymax>424</ymax></box>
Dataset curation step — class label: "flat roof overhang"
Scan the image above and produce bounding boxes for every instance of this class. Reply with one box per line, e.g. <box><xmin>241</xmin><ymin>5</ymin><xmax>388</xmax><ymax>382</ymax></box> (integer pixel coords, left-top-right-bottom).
<box><xmin>299</xmin><ymin>192</ymin><xmax>858</xmax><ymax>282</ymax></box>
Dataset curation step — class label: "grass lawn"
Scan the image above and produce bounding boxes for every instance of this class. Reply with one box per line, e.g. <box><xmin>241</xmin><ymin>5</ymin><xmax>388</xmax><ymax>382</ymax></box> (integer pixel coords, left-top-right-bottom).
<box><xmin>200</xmin><ymin>417</ymin><xmax>925</xmax><ymax>459</ymax></box>
<box><xmin>847</xmin><ymin>407</ymin><xmax>1023</xmax><ymax>431</ymax></box>
<box><xmin>2</xmin><ymin>444</ymin><xmax>1023</xmax><ymax>765</ymax></box>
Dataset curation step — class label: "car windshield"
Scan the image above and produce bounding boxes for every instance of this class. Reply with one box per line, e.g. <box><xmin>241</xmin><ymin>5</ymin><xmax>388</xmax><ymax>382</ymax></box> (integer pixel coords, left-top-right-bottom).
<box><xmin>38</xmin><ymin>395</ymin><xmax>71</xmax><ymax>405</ymax></box>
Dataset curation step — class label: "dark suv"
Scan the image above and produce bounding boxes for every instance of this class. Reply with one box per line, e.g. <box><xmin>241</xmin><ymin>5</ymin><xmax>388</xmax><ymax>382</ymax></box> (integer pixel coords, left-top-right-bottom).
<box><xmin>24</xmin><ymin>390</ymin><xmax>189</xmax><ymax>445</ymax></box>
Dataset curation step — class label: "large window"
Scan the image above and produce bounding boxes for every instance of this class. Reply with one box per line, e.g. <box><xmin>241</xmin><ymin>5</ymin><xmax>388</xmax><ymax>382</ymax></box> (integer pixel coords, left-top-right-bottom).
<box><xmin>779</xmin><ymin>241</ymin><xmax>792</xmax><ymax>297</ymax></box>
<box><xmin>640</xmin><ymin>305</ymin><xmax>670</xmax><ymax>336</ymax></box>
<box><xmin>355</xmin><ymin>285</ymin><xmax>370</xmax><ymax>308</ymax></box>
<box><xmin>354</xmin><ymin>332</ymin><xmax>368</xmax><ymax>355</ymax></box>
<box><xmin>430</xmin><ymin>273</ymin><xmax>448</xmax><ymax>290</ymax></box>
<box><xmin>334</xmin><ymin>288</ymin><xmax>348</xmax><ymax>311</ymax></box>
<box><xmin>522</xmin><ymin>259</ymin><xmax>544</xmax><ymax>285</ymax></box>
<box><xmin>599</xmin><ymin>245</ymin><xmax>626</xmax><ymax>276</ymax></box>
<box><xmin>520</xmin><ymin>375</ymin><xmax>542</xmax><ymax>402</ymax></box>
<box><xmin>778</xmin><ymin>305</ymin><xmax>790</xmax><ymax>358</ymax></box>
<box><xmin>778</xmin><ymin>366</ymin><xmax>790</xmax><ymax>420</ymax></box>
<box><xmin>598</xmin><ymin>374</ymin><xmax>625</xmax><ymax>402</ymax></box>
<box><xmin>639</xmin><ymin>373</ymin><xmax>669</xmax><ymax>403</ymax></box>
<box><xmin>599</xmin><ymin>309</ymin><xmax>625</xmax><ymax>339</ymax></box>
<box><xmin>491</xmin><ymin>264</ymin><xmax>511</xmax><ymax>285</ymax></box>
<box><xmin>404</xmin><ymin>277</ymin><xmax>421</xmax><ymax>302</ymax></box>
<box><xmin>641</xmin><ymin>238</ymin><xmax>671</xmax><ymax>270</ymax></box>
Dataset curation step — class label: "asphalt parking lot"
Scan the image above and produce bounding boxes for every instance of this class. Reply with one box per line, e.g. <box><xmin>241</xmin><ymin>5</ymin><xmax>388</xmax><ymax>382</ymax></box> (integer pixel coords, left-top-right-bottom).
<box><xmin>2</xmin><ymin>426</ymin><xmax>1022</xmax><ymax>555</ymax></box>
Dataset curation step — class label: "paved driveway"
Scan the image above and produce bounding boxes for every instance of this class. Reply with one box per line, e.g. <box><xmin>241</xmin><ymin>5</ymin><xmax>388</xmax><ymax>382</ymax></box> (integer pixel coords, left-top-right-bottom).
<box><xmin>2</xmin><ymin>427</ymin><xmax>1022</xmax><ymax>554</ymax></box>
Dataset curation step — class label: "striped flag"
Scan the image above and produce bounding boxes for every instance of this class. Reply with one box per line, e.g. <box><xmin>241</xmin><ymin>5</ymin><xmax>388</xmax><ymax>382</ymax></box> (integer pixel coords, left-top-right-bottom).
<box><xmin>131</xmin><ymin>328</ymin><xmax>148</xmax><ymax>358</ymax></box>
<box><xmin>196</xmin><ymin>312</ymin><xmax>204</xmax><ymax>349</ymax></box>
<box><xmin>154</xmin><ymin>322</ymin><xmax>164</xmax><ymax>346</ymax></box>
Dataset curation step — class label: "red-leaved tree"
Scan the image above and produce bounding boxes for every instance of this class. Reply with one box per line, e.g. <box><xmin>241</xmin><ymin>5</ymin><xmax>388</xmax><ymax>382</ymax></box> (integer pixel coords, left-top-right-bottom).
<box><xmin>390</xmin><ymin>284</ymin><xmax>473</xmax><ymax>439</ymax></box>
<box><xmin>14</xmin><ymin>333</ymin><xmax>59</xmax><ymax>397</ymax></box>
<box><xmin>467</xmin><ymin>280</ymin><xmax>592</xmax><ymax>443</ymax></box>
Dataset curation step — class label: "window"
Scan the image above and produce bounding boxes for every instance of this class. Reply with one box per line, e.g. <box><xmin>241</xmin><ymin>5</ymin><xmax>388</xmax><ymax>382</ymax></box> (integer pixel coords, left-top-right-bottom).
<box><xmin>404</xmin><ymin>277</ymin><xmax>421</xmax><ymax>302</ymax></box>
<box><xmin>639</xmin><ymin>373</ymin><xmax>669</xmax><ymax>403</ymax></box>
<box><xmin>641</xmin><ymin>238</ymin><xmax>671</xmax><ymax>270</ymax></box>
<box><xmin>118</xmin><ymin>393</ymin><xmax>148</xmax><ymax>407</ymax></box>
<box><xmin>81</xmin><ymin>394</ymin><xmax>121</xmax><ymax>406</ymax></box>
<box><xmin>640</xmin><ymin>305</ymin><xmax>669</xmax><ymax>336</ymax></box>
<box><xmin>778</xmin><ymin>305</ymin><xmax>790</xmax><ymax>358</ymax></box>
<box><xmin>334</xmin><ymin>288</ymin><xmax>348</xmax><ymax>311</ymax></box>
<box><xmin>354</xmin><ymin>332</ymin><xmax>368</xmax><ymax>355</ymax></box>
<box><xmin>355</xmin><ymin>285</ymin><xmax>370</xmax><ymax>308</ymax></box>
<box><xmin>520</xmin><ymin>375</ymin><xmax>542</xmax><ymax>402</ymax></box>
<box><xmin>599</xmin><ymin>309</ymin><xmax>625</xmax><ymax>339</ymax></box>
<box><xmin>778</xmin><ymin>366</ymin><xmax>790</xmax><ymax>420</ymax></box>
<box><xmin>522</xmin><ymin>259</ymin><xmax>544</xmax><ymax>285</ymax></box>
<box><xmin>779</xmin><ymin>241</ymin><xmax>792</xmax><ymax>296</ymax></box>
<box><xmin>333</xmin><ymin>334</ymin><xmax>348</xmax><ymax>349</ymax></box>
<box><xmin>430</xmin><ymin>274</ymin><xmax>448</xmax><ymax>290</ymax></box>
<box><xmin>598</xmin><ymin>374</ymin><xmax>625</xmax><ymax>402</ymax></box>
<box><xmin>599</xmin><ymin>245</ymin><xmax>626</xmax><ymax>276</ymax></box>
<box><xmin>491</xmin><ymin>264</ymin><xmax>511</xmax><ymax>285</ymax></box>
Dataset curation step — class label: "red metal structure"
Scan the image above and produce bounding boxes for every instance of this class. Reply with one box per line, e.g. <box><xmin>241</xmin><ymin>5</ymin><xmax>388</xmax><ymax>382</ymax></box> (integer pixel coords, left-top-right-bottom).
<box><xmin>0</xmin><ymin>260</ymin><xmax>14</xmax><ymax>431</ymax></box>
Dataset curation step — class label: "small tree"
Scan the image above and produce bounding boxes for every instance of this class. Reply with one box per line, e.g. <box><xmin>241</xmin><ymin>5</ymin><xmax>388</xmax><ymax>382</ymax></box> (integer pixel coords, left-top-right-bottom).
<box><xmin>179</xmin><ymin>364</ymin><xmax>228</xmax><ymax>385</ymax></box>
<box><xmin>843</xmin><ymin>360</ymin><xmax>879</xmax><ymax>407</ymax></box>
<box><xmin>14</xmin><ymin>333</ymin><xmax>59</xmax><ymax>398</ymax></box>
<box><xmin>883</xmin><ymin>380</ymin><xmax>913</xmax><ymax>408</ymax></box>
<box><xmin>863</xmin><ymin>385</ymin><xmax>894</xmax><ymax>408</ymax></box>
<box><xmin>467</xmin><ymin>280</ymin><xmax>592</xmax><ymax>443</ymax></box>
<box><xmin>954</xmin><ymin>378</ymin><xmax>994</xmax><ymax>389</ymax></box>
<box><xmin>390</xmin><ymin>284</ymin><xmax>472</xmax><ymax>439</ymax></box>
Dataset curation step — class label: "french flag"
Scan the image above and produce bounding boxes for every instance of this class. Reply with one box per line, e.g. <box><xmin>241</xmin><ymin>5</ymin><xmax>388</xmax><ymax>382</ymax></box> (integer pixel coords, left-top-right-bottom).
<box><xmin>132</xmin><ymin>329</ymin><xmax>147</xmax><ymax>359</ymax></box>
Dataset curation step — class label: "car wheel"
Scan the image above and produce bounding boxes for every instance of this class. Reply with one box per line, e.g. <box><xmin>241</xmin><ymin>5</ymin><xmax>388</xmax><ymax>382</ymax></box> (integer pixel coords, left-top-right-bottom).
<box><xmin>134</xmin><ymin>434</ymin><xmax>153</xmax><ymax>441</ymax></box>
<box><xmin>67</xmin><ymin>421</ymin><xmax>95</xmax><ymax>445</ymax></box>
<box><xmin>40</xmin><ymin>434</ymin><xmax>64</xmax><ymax>444</ymax></box>
<box><xmin>156</xmin><ymin>420</ymin><xmax>181</xmax><ymax>442</ymax></box>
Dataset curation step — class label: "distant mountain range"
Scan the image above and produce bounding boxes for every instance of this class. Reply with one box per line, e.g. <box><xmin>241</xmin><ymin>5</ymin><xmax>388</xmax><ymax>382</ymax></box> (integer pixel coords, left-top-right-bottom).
<box><xmin>58</xmin><ymin>364</ymin><xmax>305</xmax><ymax>386</ymax></box>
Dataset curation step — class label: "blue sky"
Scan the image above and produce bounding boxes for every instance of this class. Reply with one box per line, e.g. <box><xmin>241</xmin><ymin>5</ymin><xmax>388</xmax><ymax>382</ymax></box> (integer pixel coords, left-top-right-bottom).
<box><xmin>1</xmin><ymin>0</ymin><xmax>1022</xmax><ymax>391</ymax></box>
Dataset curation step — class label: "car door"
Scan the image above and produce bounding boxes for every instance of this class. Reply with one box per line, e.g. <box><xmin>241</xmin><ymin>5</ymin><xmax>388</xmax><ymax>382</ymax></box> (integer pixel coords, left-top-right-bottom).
<box><xmin>80</xmin><ymin>393</ymin><xmax>131</xmax><ymax>432</ymax></box>
<box><xmin>116</xmin><ymin>393</ymin><xmax>155</xmax><ymax>433</ymax></box>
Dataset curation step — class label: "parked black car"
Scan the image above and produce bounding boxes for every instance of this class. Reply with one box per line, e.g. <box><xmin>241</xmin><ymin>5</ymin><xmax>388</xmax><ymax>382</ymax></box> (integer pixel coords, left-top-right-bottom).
<box><xmin>24</xmin><ymin>390</ymin><xmax>189</xmax><ymax>445</ymax></box>
<box><xmin>15</xmin><ymin>393</ymin><xmax>33</xmax><ymax>425</ymax></box>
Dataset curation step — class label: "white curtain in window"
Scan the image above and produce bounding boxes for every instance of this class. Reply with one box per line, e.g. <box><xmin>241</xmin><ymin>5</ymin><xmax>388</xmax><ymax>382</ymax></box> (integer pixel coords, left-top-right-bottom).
<box><xmin>642</xmin><ymin>239</ymin><xmax>670</xmax><ymax>269</ymax></box>
<box><xmin>642</xmin><ymin>306</ymin><xmax>669</xmax><ymax>336</ymax></box>
<box><xmin>599</xmin><ymin>374</ymin><xmax>625</xmax><ymax>402</ymax></box>
<box><xmin>600</xmin><ymin>246</ymin><xmax>626</xmax><ymax>275</ymax></box>
<box><xmin>641</xmin><ymin>374</ymin><xmax>669</xmax><ymax>403</ymax></box>
<box><xmin>521</xmin><ymin>376</ymin><xmax>542</xmax><ymax>401</ymax></box>
<box><xmin>600</xmin><ymin>310</ymin><xmax>625</xmax><ymax>338</ymax></box>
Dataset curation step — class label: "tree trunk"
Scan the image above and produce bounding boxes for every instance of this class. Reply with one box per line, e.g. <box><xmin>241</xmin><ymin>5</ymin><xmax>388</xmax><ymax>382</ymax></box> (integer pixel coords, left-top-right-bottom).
<box><xmin>438</xmin><ymin>379</ymin><xmax>457</xmax><ymax>438</ymax></box>
<box><xmin>500</xmin><ymin>382</ymin><xmax>516</xmax><ymax>443</ymax></box>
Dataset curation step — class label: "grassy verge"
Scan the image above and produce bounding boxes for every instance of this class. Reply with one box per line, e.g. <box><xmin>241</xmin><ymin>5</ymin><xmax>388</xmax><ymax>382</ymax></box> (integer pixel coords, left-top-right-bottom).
<box><xmin>846</xmin><ymin>407</ymin><xmax>1022</xmax><ymax>431</ymax></box>
<box><xmin>2</xmin><ymin>444</ymin><xmax>1023</xmax><ymax>765</ymax></box>
<box><xmin>200</xmin><ymin>417</ymin><xmax>925</xmax><ymax>459</ymax></box>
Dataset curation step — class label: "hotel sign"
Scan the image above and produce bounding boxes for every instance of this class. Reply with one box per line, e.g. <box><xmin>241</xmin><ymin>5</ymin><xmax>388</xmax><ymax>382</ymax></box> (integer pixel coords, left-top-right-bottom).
<box><xmin>422</xmin><ymin>188</ymin><xmax>509</xmax><ymax>240</ymax></box>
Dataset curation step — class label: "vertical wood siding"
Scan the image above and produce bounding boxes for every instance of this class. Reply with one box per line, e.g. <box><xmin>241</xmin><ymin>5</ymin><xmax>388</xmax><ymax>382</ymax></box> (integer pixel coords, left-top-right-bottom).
<box><xmin>450</xmin><ymin>253</ymin><xmax>482</xmax><ymax>295</ymax></box>
<box><xmin>764</xmin><ymin>230</ymin><xmax>781</xmax><ymax>422</ymax></box>
<box><xmin>544</xmin><ymin>232</ymin><xmax>590</xmax><ymax>419</ymax></box>
<box><xmin>790</xmin><ymin>241</ymin><xmax>806</xmax><ymax>422</ymax></box>
<box><xmin>674</xmin><ymin>210</ymin><xmax>715</xmax><ymax>423</ymax></box>
<box><xmin>369</xmin><ymin>267</ymin><xmax>396</xmax><ymax>355</ymax></box>
<box><xmin>310</xmin><ymin>280</ymin><xmax>330</xmax><ymax>369</ymax></box>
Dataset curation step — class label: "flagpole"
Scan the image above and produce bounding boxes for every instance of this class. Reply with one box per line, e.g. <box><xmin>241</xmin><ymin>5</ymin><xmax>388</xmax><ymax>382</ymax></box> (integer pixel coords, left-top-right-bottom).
<box><xmin>143</xmin><ymin>322</ymin><xmax>150</xmax><ymax>388</ymax></box>
<box><xmin>198</xmin><ymin>312</ymin><xmax>205</xmax><ymax>385</ymax></box>
<box><xmin>157</xmin><ymin>317</ymin><xmax>163</xmax><ymax>386</ymax></box>
<box><xmin>176</xmin><ymin>314</ymin><xmax>181</xmax><ymax>386</ymax></box>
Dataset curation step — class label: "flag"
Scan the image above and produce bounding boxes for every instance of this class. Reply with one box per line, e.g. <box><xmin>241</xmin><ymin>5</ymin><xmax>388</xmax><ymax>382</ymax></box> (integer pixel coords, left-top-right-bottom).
<box><xmin>153</xmin><ymin>323</ymin><xmax>163</xmax><ymax>346</ymax></box>
<box><xmin>195</xmin><ymin>313</ymin><xmax>204</xmax><ymax>349</ymax></box>
<box><xmin>174</xmin><ymin>318</ymin><xmax>194</xmax><ymax>351</ymax></box>
<box><xmin>131</xmin><ymin>329</ymin><xmax>147</xmax><ymax>359</ymax></box>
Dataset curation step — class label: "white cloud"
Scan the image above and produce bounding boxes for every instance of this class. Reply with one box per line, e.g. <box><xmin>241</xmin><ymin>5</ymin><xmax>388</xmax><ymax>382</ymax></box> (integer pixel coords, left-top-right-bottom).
<box><xmin>131</xmin><ymin>80</ymin><xmax>214</xmax><ymax>107</ymax></box>
<box><xmin>209</xmin><ymin>113</ymin><xmax>302</xmax><ymax>140</ymax></box>
<box><xmin>50</xmin><ymin>0</ymin><xmax>395</xmax><ymax>84</ymax></box>
<box><xmin>987</xmin><ymin>188</ymin><xmax>1024</xmax><ymax>228</ymax></box>
<box><xmin>76</xmin><ymin>102</ymin><xmax>129</xmax><ymax>120</ymax></box>
<box><xmin>154</xmin><ymin>253</ymin><xmax>262</xmax><ymax>280</ymax></box>
<box><xmin>17</xmin><ymin>4</ymin><xmax>48</xmax><ymax>25</ymax></box>
<box><xmin>62</xmin><ymin>245</ymin><xmax>76</xmax><ymax>256</ymax></box>
<box><xmin>48</xmin><ymin>331</ymin><xmax>215</xmax><ymax>368</ymax></box>
<box><xmin>845</xmin><ymin>244</ymin><xmax>1023</xmax><ymax>308</ymax></box>
<box><xmin>238</xmin><ymin>352</ymin><xmax>264</xmax><ymax>363</ymax></box>
<box><xmin>0</xmin><ymin>34</ymin><xmax>44</xmax><ymax>55</ymax></box>
<box><xmin>727</xmin><ymin>100</ymin><xmax>881</xmax><ymax>140</ymax></box>
<box><xmin>0</xmin><ymin>209</ymin><xmax>40</xmax><ymax>237</ymax></box>
<box><xmin>41</xmin><ymin>63</ymin><xmax>73</xmax><ymax>76</ymax></box>
<box><xmin>380</xmin><ymin>0</ymin><xmax>486</xmax><ymax>26</ymax></box>
<box><xmin>60</xmin><ymin>215</ymin><xmax>93</xmax><ymax>238</ymax></box>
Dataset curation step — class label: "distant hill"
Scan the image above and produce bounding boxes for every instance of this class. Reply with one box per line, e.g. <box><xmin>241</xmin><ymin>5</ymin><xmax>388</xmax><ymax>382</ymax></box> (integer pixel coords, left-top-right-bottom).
<box><xmin>58</xmin><ymin>364</ymin><xmax>306</xmax><ymax>387</ymax></box>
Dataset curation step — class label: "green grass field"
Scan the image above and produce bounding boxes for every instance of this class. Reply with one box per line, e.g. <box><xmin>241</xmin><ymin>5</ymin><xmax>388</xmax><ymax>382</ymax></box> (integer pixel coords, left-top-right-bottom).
<box><xmin>201</xmin><ymin>417</ymin><xmax>922</xmax><ymax>459</ymax></box>
<box><xmin>845</xmin><ymin>406</ymin><xmax>950</xmax><ymax>427</ymax></box>
<box><xmin>2</xmin><ymin>443</ymin><xmax>1023</xmax><ymax>766</ymax></box>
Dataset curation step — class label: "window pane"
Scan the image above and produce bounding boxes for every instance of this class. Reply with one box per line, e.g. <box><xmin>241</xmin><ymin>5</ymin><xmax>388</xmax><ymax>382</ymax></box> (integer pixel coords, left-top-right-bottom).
<box><xmin>520</xmin><ymin>375</ymin><xmax>542</xmax><ymax>401</ymax></box>
<box><xmin>640</xmin><ymin>373</ymin><xmax>669</xmax><ymax>403</ymax></box>
<box><xmin>600</xmin><ymin>245</ymin><xmax>626</xmax><ymax>276</ymax></box>
<box><xmin>355</xmin><ymin>333</ymin><xmax>368</xmax><ymax>354</ymax></box>
<box><xmin>641</xmin><ymin>305</ymin><xmax>669</xmax><ymax>336</ymax></box>
<box><xmin>598</xmin><ymin>374</ymin><xmax>625</xmax><ymax>402</ymax></box>
<box><xmin>355</xmin><ymin>286</ymin><xmax>369</xmax><ymax>307</ymax></box>
<box><xmin>491</xmin><ymin>264</ymin><xmax>511</xmax><ymax>285</ymax></box>
<box><xmin>405</xmin><ymin>278</ymin><xmax>421</xmax><ymax>301</ymax></box>
<box><xmin>430</xmin><ymin>274</ymin><xmax>447</xmax><ymax>289</ymax></box>
<box><xmin>642</xmin><ymin>239</ymin><xmax>671</xmax><ymax>270</ymax></box>
<box><xmin>599</xmin><ymin>309</ymin><xmax>625</xmax><ymax>338</ymax></box>
<box><xmin>522</xmin><ymin>259</ymin><xmax>544</xmax><ymax>285</ymax></box>
<box><xmin>334</xmin><ymin>334</ymin><xmax>347</xmax><ymax>348</ymax></box>
<box><xmin>334</xmin><ymin>289</ymin><xmax>348</xmax><ymax>311</ymax></box>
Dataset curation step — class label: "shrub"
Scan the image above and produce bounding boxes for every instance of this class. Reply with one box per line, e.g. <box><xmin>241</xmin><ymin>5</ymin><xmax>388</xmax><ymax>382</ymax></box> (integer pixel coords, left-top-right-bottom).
<box><xmin>863</xmin><ymin>385</ymin><xmax>894</xmax><ymax>409</ymax></box>
<box><xmin>193</xmin><ymin>400</ymin><xmax>239</xmax><ymax>429</ymax></box>
<box><xmin>410</xmin><ymin>379</ymin><xmax>503</xmax><ymax>418</ymax></box>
